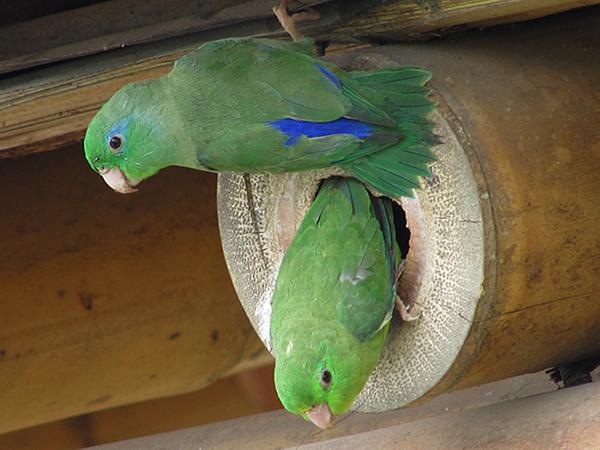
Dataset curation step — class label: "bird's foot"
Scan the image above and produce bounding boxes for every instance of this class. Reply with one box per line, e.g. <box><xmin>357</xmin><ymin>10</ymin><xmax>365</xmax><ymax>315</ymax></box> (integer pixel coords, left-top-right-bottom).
<box><xmin>394</xmin><ymin>259</ymin><xmax>407</xmax><ymax>284</ymax></box>
<box><xmin>273</xmin><ymin>0</ymin><xmax>320</xmax><ymax>41</ymax></box>
<box><xmin>396</xmin><ymin>296</ymin><xmax>420</xmax><ymax>322</ymax></box>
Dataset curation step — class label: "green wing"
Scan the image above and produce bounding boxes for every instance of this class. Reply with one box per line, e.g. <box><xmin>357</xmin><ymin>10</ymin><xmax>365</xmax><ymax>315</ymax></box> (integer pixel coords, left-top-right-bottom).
<box><xmin>166</xmin><ymin>37</ymin><xmax>402</xmax><ymax>171</ymax></box>
<box><xmin>172</xmin><ymin>37</ymin><xmax>394</xmax><ymax>125</ymax></box>
<box><xmin>329</xmin><ymin>179</ymin><xmax>398</xmax><ymax>341</ymax></box>
<box><xmin>281</xmin><ymin>178</ymin><xmax>398</xmax><ymax>342</ymax></box>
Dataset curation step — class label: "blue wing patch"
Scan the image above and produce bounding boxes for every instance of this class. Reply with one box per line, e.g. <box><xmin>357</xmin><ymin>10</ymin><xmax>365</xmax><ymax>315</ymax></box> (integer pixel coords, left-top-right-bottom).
<box><xmin>268</xmin><ymin>118</ymin><xmax>373</xmax><ymax>146</ymax></box>
<box><xmin>268</xmin><ymin>66</ymin><xmax>373</xmax><ymax>145</ymax></box>
<box><xmin>316</xmin><ymin>65</ymin><xmax>342</xmax><ymax>89</ymax></box>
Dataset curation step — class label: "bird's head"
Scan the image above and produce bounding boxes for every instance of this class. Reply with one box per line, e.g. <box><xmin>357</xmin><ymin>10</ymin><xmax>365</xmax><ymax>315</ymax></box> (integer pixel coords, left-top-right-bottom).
<box><xmin>84</xmin><ymin>80</ymin><xmax>183</xmax><ymax>193</ymax></box>
<box><xmin>273</xmin><ymin>332</ymin><xmax>373</xmax><ymax>430</ymax></box>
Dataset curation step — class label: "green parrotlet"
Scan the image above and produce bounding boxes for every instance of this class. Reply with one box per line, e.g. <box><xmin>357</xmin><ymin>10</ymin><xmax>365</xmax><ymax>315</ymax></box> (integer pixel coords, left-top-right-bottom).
<box><xmin>84</xmin><ymin>36</ymin><xmax>437</xmax><ymax>196</ymax></box>
<box><xmin>271</xmin><ymin>177</ymin><xmax>404</xmax><ymax>429</ymax></box>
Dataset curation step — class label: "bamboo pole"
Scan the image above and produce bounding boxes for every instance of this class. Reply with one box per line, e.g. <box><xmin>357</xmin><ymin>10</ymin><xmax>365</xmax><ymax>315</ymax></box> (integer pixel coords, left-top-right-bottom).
<box><xmin>0</xmin><ymin>147</ymin><xmax>269</xmax><ymax>433</ymax></box>
<box><xmin>217</xmin><ymin>9</ymin><xmax>600</xmax><ymax>410</ymax></box>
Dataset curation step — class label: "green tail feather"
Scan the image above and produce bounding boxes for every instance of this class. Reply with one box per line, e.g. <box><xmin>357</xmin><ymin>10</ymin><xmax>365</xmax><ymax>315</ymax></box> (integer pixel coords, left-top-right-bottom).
<box><xmin>341</xmin><ymin>67</ymin><xmax>439</xmax><ymax>198</ymax></box>
<box><xmin>352</xmin><ymin>67</ymin><xmax>432</xmax><ymax>87</ymax></box>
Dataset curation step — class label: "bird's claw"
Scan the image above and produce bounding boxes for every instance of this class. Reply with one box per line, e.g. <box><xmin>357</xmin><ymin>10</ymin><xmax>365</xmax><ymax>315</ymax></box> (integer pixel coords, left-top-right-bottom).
<box><xmin>394</xmin><ymin>260</ymin><xmax>418</xmax><ymax>321</ymax></box>
<box><xmin>273</xmin><ymin>0</ymin><xmax>320</xmax><ymax>41</ymax></box>
<box><xmin>396</xmin><ymin>296</ymin><xmax>421</xmax><ymax>322</ymax></box>
<box><xmin>394</xmin><ymin>259</ymin><xmax>407</xmax><ymax>284</ymax></box>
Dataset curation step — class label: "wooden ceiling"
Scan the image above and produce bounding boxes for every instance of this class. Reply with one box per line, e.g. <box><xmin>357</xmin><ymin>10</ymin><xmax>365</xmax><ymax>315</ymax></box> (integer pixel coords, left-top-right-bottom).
<box><xmin>0</xmin><ymin>0</ymin><xmax>596</xmax><ymax>158</ymax></box>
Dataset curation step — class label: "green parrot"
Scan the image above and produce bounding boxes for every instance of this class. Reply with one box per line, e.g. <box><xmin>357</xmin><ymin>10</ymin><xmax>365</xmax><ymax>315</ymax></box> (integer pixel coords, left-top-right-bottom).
<box><xmin>271</xmin><ymin>177</ymin><xmax>403</xmax><ymax>429</ymax></box>
<box><xmin>83</xmin><ymin>36</ymin><xmax>437</xmax><ymax>196</ymax></box>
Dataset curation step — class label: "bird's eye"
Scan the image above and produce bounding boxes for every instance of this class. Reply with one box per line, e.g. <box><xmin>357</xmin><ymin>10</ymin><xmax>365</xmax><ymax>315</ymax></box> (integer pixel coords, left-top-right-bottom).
<box><xmin>108</xmin><ymin>135</ymin><xmax>123</xmax><ymax>152</ymax></box>
<box><xmin>320</xmin><ymin>369</ymin><xmax>332</xmax><ymax>389</ymax></box>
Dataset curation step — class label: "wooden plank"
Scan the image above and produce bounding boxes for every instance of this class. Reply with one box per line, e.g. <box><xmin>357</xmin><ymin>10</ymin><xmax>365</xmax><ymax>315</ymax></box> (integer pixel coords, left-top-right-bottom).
<box><xmin>0</xmin><ymin>0</ymin><xmax>105</xmax><ymax>26</ymax></box>
<box><xmin>0</xmin><ymin>0</ymin><xmax>334</xmax><ymax>75</ymax></box>
<box><xmin>0</xmin><ymin>369</ymin><xmax>571</xmax><ymax>448</ymax></box>
<box><xmin>0</xmin><ymin>365</ymin><xmax>280</xmax><ymax>450</ymax></box>
<box><xmin>0</xmin><ymin>147</ymin><xmax>270</xmax><ymax>433</ymax></box>
<box><xmin>303</xmin><ymin>382</ymin><xmax>600</xmax><ymax>449</ymax></box>
<box><xmin>1</xmin><ymin>0</ymin><xmax>593</xmax><ymax>75</ymax></box>
<box><xmin>331</xmin><ymin>0</ymin><xmax>598</xmax><ymax>40</ymax></box>
<box><xmin>88</xmin><ymin>379</ymin><xmax>600</xmax><ymax>449</ymax></box>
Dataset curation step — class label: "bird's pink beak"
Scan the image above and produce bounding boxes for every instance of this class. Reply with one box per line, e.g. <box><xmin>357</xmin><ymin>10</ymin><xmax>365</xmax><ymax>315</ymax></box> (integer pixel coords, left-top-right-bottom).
<box><xmin>99</xmin><ymin>167</ymin><xmax>139</xmax><ymax>194</ymax></box>
<box><xmin>306</xmin><ymin>403</ymin><xmax>334</xmax><ymax>430</ymax></box>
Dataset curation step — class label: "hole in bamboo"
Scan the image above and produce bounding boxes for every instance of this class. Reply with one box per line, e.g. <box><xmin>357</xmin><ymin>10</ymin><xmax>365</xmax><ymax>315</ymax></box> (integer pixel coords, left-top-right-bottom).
<box><xmin>391</xmin><ymin>201</ymin><xmax>410</xmax><ymax>260</ymax></box>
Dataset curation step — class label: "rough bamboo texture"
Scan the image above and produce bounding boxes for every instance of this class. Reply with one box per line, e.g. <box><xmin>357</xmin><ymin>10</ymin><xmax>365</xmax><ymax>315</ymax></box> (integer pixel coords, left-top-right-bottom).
<box><xmin>217</xmin><ymin>10</ymin><xmax>600</xmax><ymax>410</ymax></box>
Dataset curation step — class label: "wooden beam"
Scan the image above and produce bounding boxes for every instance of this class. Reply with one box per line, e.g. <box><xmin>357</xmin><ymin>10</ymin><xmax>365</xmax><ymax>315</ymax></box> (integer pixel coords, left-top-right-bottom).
<box><xmin>1</xmin><ymin>0</ymin><xmax>594</xmax><ymax>75</ymax></box>
<box><xmin>0</xmin><ymin>3</ymin><xmax>596</xmax><ymax>159</ymax></box>
<box><xmin>0</xmin><ymin>369</ymin><xmax>569</xmax><ymax>448</ymax></box>
<box><xmin>0</xmin><ymin>365</ymin><xmax>280</xmax><ymax>450</ymax></box>
<box><xmin>88</xmin><ymin>378</ymin><xmax>600</xmax><ymax>449</ymax></box>
<box><xmin>0</xmin><ymin>146</ymin><xmax>270</xmax><ymax>433</ymax></box>
<box><xmin>330</xmin><ymin>0</ymin><xmax>598</xmax><ymax>41</ymax></box>
<box><xmin>0</xmin><ymin>0</ymin><xmax>334</xmax><ymax>75</ymax></box>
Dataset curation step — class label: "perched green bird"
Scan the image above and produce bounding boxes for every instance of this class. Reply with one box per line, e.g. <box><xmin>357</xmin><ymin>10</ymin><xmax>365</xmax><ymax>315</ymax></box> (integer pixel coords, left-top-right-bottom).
<box><xmin>84</xmin><ymin>36</ymin><xmax>437</xmax><ymax>196</ymax></box>
<box><xmin>271</xmin><ymin>177</ymin><xmax>402</xmax><ymax>429</ymax></box>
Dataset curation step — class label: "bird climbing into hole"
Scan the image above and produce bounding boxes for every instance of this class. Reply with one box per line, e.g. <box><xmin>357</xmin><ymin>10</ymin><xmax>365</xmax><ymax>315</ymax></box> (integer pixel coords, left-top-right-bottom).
<box><xmin>271</xmin><ymin>177</ymin><xmax>411</xmax><ymax>429</ymax></box>
<box><xmin>83</xmin><ymin>0</ymin><xmax>438</xmax><ymax>197</ymax></box>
